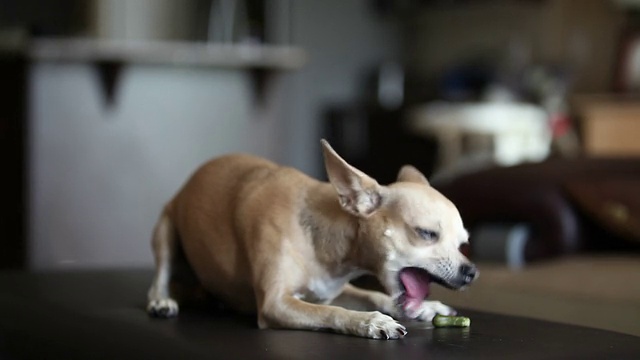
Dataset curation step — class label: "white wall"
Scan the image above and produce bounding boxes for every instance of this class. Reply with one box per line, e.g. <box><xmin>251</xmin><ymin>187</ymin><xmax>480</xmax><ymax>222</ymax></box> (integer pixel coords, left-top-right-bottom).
<box><xmin>29</xmin><ymin>63</ymin><xmax>284</xmax><ymax>269</ymax></box>
<box><xmin>281</xmin><ymin>0</ymin><xmax>400</xmax><ymax>177</ymax></box>
<box><xmin>26</xmin><ymin>0</ymin><xmax>400</xmax><ymax>269</ymax></box>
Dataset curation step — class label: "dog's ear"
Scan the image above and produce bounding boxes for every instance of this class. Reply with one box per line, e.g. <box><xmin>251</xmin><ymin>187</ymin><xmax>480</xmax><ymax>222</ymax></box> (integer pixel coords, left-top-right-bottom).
<box><xmin>397</xmin><ymin>165</ymin><xmax>430</xmax><ymax>185</ymax></box>
<box><xmin>321</xmin><ymin>139</ymin><xmax>382</xmax><ymax>217</ymax></box>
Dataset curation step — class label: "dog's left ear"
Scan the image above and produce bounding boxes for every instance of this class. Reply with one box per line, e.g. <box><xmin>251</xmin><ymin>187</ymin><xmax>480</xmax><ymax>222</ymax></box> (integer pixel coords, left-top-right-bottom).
<box><xmin>397</xmin><ymin>165</ymin><xmax>430</xmax><ymax>185</ymax></box>
<box><xmin>321</xmin><ymin>139</ymin><xmax>382</xmax><ymax>217</ymax></box>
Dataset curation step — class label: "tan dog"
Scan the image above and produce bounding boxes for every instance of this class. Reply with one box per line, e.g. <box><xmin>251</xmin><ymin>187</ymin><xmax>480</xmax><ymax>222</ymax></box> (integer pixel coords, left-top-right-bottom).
<box><xmin>147</xmin><ymin>140</ymin><xmax>477</xmax><ymax>339</ymax></box>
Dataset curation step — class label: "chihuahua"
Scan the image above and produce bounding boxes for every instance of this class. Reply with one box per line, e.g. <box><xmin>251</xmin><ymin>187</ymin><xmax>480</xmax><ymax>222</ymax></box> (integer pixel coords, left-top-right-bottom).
<box><xmin>147</xmin><ymin>140</ymin><xmax>477</xmax><ymax>339</ymax></box>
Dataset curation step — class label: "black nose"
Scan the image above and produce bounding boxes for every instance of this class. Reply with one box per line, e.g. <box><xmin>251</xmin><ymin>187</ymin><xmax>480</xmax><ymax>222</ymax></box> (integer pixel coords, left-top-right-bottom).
<box><xmin>460</xmin><ymin>264</ymin><xmax>478</xmax><ymax>285</ymax></box>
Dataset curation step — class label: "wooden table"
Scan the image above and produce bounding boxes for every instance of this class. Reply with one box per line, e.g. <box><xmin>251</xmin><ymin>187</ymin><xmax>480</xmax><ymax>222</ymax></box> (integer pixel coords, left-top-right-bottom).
<box><xmin>1</xmin><ymin>270</ymin><xmax>638</xmax><ymax>359</ymax></box>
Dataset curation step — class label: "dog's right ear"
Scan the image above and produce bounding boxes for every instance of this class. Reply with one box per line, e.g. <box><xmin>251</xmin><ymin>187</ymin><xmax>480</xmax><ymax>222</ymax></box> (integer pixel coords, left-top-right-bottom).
<box><xmin>321</xmin><ymin>139</ymin><xmax>382</xmax><ymax>217</ymax></box>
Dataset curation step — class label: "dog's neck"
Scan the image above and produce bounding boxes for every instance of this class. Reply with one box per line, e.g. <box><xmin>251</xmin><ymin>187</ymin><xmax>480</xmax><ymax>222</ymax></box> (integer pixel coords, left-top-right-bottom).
<box><xmin>302</xmin><ymin>183</ymin><xmax>365</xmax><ymax>276</ymax></box>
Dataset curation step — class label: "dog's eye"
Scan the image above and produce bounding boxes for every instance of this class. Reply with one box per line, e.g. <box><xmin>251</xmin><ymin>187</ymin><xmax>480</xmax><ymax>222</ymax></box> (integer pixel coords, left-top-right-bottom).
<box><xmin>415</xmin><ymin>227</ymin><xmax>439</xmax><ymax>241</ymax></box>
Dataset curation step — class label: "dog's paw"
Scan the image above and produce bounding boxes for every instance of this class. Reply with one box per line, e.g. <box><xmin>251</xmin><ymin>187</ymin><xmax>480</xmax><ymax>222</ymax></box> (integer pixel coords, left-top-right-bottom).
<box><xmin>355</xmin><ymin>311</ymin><xmax>407</xmax><ymax>340</ymax></box>
<box><xmin>405</xmin><ymin>300</ymin><xmax>456</xmax><ymax>322</ymax></box>
<box><xmin>147</xmin><ymin>298</ymin><xmax>179</xmax><ymax>318</ymax></box>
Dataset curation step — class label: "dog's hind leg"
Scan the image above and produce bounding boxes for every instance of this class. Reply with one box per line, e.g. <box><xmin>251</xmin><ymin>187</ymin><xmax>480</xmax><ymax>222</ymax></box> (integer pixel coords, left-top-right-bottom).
<box><xmin>146</xmin><ymin>209</ymin><xmax>180</xmax><ymax>318</ymax></box>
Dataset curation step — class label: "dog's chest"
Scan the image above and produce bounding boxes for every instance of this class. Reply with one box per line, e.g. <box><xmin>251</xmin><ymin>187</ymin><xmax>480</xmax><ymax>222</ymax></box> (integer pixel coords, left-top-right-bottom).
<box><xmin>296</xmin><ymin>274</ymin><xmax>351</xmax><ymax>303</ymax></box>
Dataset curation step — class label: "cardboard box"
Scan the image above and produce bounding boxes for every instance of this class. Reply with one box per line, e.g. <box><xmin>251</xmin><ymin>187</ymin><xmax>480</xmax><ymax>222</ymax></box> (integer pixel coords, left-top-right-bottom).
<box><xmin>574</xmin><ymin>95</ymin><xmax>640</xmax><ymax>156</ymax></box>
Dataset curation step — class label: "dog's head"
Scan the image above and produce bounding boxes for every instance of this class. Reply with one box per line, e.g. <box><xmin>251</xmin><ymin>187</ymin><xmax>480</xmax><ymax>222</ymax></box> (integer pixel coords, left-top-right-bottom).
<box><xmin>321</xmin><ymin>140</ymin><xmax>478</xmax><ymax>312</ymax></box>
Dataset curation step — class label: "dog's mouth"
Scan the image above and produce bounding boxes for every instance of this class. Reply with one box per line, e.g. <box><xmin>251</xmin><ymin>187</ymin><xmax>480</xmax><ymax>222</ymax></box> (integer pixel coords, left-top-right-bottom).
<box><xmin>397</xmin><ymin>267</ymin><xmax>448</xmax><ymax>312</ymax></box>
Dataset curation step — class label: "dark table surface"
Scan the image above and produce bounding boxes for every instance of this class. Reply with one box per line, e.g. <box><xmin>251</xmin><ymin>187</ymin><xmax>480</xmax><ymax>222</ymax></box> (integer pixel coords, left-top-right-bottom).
<box><xmin>0</xmin><ymin>270</ymin><xmax>638</xmax><ymax>360</ymax></box>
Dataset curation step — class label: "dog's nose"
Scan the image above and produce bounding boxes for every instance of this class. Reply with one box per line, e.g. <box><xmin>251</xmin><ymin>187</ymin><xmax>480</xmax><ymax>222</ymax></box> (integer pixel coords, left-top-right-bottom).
<box><xmin>460</xmin><ymin>264</ymin><xmax>478</xmax><ymax>285</ymax></box>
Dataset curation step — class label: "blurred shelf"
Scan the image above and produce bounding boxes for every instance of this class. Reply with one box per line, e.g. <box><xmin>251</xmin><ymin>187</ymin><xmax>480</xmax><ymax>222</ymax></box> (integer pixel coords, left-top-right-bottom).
<box><xmin>2</xmin><ymin>37</ymin><xmax>307</xmax><ymax>70</ymax></box>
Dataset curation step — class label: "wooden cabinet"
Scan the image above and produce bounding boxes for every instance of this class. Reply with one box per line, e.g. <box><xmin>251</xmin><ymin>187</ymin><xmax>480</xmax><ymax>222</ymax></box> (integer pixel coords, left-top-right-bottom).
<box><xmin>0</xmin><ymin>57</ymin><xmax>27</xmax><ymax>269</ymax></box>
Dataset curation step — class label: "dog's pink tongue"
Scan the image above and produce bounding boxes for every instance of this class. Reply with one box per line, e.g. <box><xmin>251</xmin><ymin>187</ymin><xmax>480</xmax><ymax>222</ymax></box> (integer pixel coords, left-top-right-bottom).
<box><xmin>400</xmin><ymin>268</ymin><xmax>431</xmax><ymax>310</ymax></box>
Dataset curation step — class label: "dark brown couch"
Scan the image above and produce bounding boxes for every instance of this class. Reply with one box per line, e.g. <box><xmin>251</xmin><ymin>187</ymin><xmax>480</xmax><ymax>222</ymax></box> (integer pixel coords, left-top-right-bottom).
<box><xmin>435</xmin><ymin>157</ymin><xmax>640</xmax><ymax>260</ymax></box>
<box><xmin>430</xmin><ymin>158</ymin><xmax>640</xmax><ymax>336</ymax></box>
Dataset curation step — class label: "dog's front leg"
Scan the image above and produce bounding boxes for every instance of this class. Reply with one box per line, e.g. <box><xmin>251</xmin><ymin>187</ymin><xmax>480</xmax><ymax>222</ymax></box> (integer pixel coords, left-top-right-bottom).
<box><xmin>334</xmin><ymin>285</ymin><xmax>457</xmax><ymax>322</ymax></box>
<box><xmin>259</xmin><ymin>295</ymin><xmax>407</xmax><ymax>340</ymax></box>
<box><xmin>404</xmin><ymin>300</ymin><xmax>457</xmax><ymax>321</ymax></box>
<box><xmin>331</xmin><ymin>284</ymin><xmax>399</xmax><ymax>317</ymax></box>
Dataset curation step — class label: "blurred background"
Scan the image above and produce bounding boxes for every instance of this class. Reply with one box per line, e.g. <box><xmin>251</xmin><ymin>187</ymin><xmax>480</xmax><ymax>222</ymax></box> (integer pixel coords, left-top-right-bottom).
<box><xmin>0</xmin><ymin>0</ymin><xmax>639</xmax><ymax>336</ymax></box>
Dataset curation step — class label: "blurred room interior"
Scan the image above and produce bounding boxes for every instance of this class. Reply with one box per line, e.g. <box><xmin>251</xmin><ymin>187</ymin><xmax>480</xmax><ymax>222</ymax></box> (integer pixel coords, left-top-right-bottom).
<box><xmin>0</xmin><ymin>0</ymin><xmax>638</xmax><ymax>336</ymax></box>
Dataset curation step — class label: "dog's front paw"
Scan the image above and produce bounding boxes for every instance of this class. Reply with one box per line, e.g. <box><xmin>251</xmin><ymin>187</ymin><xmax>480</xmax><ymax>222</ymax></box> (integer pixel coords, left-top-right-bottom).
<box><xmin>405</xmin><ymin>300</ymin><xmax>456</xmax><ymax>322</ymax></box>
<box><xmin>147</xmin><ymin>298</ymin><xmax>179</xmax><ymax>318</ymax></box>
<box><xmin>354</xmin><ymin>311</ymin><xmax>407</xmax><ymax>340</ymax></box>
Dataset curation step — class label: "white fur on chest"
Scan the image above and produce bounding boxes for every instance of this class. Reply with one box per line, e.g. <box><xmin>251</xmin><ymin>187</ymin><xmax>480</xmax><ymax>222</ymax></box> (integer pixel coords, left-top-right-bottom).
<box><xmin>296</xmin><ymin>272</ymin><xmax>359</xmax><ymax>304</ymax></box>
